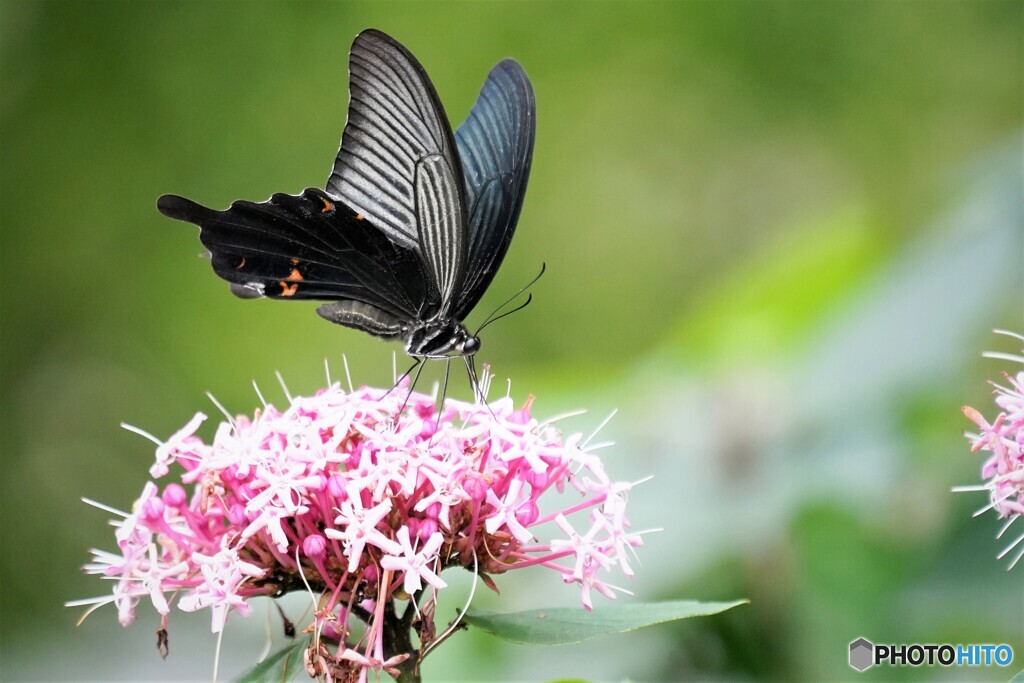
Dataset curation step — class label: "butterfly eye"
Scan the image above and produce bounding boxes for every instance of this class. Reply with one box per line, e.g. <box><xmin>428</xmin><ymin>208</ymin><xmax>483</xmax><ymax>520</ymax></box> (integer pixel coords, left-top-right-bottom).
<box><xmin>463</xmin><ymin>336</ymin><xmax>481</xmax><ymax>355</ymax></box>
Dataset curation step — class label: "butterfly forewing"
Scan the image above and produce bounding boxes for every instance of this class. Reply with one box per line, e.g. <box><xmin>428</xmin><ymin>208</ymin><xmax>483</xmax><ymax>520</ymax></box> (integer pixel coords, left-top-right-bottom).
<box><xmin>415</xmin><ymin>155</ymin><xmax>466</xmax><ymax>313</ymax></box>
<box><xmin>326</xmin><ymin>29</ymin><xmax>468</xmax><ymax>316</ymax></box>
<box><xmin>452</xmin><ymin>59</ymin><xmax>536</xmax><ymax>321</ymax></box>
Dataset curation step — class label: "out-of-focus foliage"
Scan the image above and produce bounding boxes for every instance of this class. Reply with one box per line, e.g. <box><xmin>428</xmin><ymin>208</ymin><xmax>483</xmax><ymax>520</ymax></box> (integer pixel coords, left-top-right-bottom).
<box><xmin>1</xmin><ymin>1</ymin><xmax>1020</xmax><ymax>680</ymax></box>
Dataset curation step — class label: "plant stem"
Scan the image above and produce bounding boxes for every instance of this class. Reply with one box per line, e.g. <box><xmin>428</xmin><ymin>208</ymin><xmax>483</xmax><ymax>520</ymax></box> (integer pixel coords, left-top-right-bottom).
<box><xmin>383</xmin><ymin>599</ymin><xmax>421</xmax><ymax>683</ymax></box>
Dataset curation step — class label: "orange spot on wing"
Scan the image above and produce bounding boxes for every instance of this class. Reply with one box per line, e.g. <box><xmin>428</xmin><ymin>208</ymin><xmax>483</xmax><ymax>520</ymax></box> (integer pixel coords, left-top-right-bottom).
<box><xmin>235</xmin><ymin>257</ymin><xmax>246</xmax><ymax>270</ymax></box>
<box><xmin>355</xmin><ymin>214</ymin><xmax>364</xmax><ymax>220</ymax></box>
<box><xmin>286</xmin><ymin>268</ymin><xmax>303</xmax><ymax>282</ymax></box>
<box><xmin>290</xmin><ymin>258</ymin><xmax>299</xmax><ymax>265</ymax></box>
<box><xmin>320</xmin><ymin>197</ymin><xmax>334</xmax><ymax>213</ymax></box>
<box><xmin>279</xmin><ymin>282</ymin><xmax>299</xmax><ymax>297</ymax></box>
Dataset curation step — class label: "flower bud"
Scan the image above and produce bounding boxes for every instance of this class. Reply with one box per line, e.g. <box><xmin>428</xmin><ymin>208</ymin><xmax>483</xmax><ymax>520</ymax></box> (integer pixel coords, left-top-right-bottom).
<box><xmin>515</xmin><ymin>500</ymin><xmax>540</xmax><ymax>527</ymax></box>
<box><xmin>142</xmin><ymin>496</ymin><xmax>165</xmax><ymax>522</ymax></box>
<box><xmin>227</xmin><ymin>503</ymin><xmax>247</xmax><ymax>526</ymax></box>
<box><xmin>303</xmin><ymin>534</ymin><xmax>327</xmax><ymax>558</ymax></box>
<box><xmin>462</xmin><ymin>474</ymin><xmax>488</xmax><ymax>502</ymax></box>
<box><xmin>422</xmin><ymin>502</ymin><xmax>441</xmax><ymax>520</ymax></box>
<box><xmin>418</xmin><ymin>517</ymin><xmax>439</xmax><ymax>540</ymax></box>
<box><xmin>327</xmin><ymin>474</ymin><xmax>348</xmax><ymax>500</ymax></box>
<box><xmin>162</xmin><ymin>483</ymin><xmax>187</xmax><ymax>508</ymax></box>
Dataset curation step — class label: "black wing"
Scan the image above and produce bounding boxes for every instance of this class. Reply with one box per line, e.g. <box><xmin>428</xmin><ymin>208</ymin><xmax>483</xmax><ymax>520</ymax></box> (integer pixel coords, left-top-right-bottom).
<box><xmin>326</xmin><ymin>29</ymin><xmax>467</xmax><ymax>316</ymax></box>
<box><xmin>157</xmin><ymin>189</ymin><xmax>429</xmax><ymax>329</ymax></box>
<box><xmin>451</xmin><ymin>59</ymin><xmax>536</xmax><ymax>321</ymax></box>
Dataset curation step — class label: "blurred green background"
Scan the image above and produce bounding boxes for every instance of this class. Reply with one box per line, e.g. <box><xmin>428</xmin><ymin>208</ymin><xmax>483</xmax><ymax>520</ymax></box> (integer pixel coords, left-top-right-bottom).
<box><xmin>2</xmin><ymin>1</ymin><xmax>1021</xmax><ymax>680</ymax></box>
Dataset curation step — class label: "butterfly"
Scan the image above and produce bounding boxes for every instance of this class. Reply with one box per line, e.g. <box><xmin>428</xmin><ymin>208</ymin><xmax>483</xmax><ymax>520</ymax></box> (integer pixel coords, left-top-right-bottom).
<box><xmin>157</xmin><ymin>29</ymin><xmax>535</xmax><ymax>390</ymax></box>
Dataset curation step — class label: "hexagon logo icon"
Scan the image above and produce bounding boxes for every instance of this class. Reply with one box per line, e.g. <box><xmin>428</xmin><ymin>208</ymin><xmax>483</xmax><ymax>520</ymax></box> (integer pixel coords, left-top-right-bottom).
<box><xmin>849</xmin><ymin>637</ymin><xmax>874</xmax><ymax>671</ymax></box>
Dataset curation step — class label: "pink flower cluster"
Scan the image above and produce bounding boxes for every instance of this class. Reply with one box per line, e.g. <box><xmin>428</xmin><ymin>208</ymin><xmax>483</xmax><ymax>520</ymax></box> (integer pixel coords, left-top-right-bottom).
<box><xmin>71</xmin><ymin>377</ymin><xmax>645</xmax><ymax>674</ymax></box>
<box><xmin>961</xmin><ymin>334</ymin><xmax>1024</xmax><ymax>569</ymax></box>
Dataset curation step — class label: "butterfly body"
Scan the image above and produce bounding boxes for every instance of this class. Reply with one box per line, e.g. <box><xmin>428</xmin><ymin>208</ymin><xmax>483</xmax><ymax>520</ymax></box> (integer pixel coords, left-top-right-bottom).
<box><xmin>158</xmin><ymin>29</ymin><xmax>535</xmax><ymax>367</ymax></box>
<box><xmin>317</xmin><ymin>299</ymin><xmax>479</xmax><ymax>359</ymax></box>
<box><xmin>401</xmin><ymin>318</ymin><xmax>475</xmax><ymax>358</ymax></box>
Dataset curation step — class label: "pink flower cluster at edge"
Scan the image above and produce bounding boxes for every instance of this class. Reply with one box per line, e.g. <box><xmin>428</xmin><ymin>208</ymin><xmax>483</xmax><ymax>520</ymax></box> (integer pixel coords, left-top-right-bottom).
<box><xmin>72</xmin><ymin>379</ymin><xmax>646</xmax><ymax>656</ymax></box>
<box><xmin>962</xmin><ymin>352</ymin><xmax>1024</xmax><ymax>568</ymax></box>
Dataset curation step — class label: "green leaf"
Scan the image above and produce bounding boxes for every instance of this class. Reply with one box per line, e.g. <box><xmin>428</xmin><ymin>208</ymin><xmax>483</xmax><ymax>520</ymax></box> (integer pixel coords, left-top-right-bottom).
<box><xmin>463</xmin><ymin>599</ymin><xmax>748</xmax><ymax>646</ymax></box>
<box><xmin>235</xmin><ymin>638</ymin><xmax>309</xmax><ymax>683</ymax></box>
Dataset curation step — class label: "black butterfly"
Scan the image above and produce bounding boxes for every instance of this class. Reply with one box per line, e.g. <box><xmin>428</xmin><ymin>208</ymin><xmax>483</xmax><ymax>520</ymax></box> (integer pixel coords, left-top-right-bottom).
<box><xmin>158</xmin><ymin>29</ymin><xmax>535</xmax><ymax>383</ymax></box>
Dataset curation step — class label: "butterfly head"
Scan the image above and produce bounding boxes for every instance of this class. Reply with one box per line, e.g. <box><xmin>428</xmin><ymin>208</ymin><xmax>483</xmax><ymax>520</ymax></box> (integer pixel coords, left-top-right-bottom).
<box><xmin>462</xmin><ymin>335</ymin><xmax>481</xmax><ymax>356</ymax></box>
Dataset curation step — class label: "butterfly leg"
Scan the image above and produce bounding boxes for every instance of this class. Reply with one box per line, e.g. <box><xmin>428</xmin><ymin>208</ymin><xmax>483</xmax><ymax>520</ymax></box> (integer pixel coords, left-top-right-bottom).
<box><xmin>382</xmin><ymin>357</ymin><xmax>422</xmax><ymax>401</ymax></box>
<box><xmin>463</xmin><ymin>355</ymin><xmax>478</xmax><ymax>403</ymax></box>
<box><xmin>430</xmin><ymin>356</ymin><xmax>452</xmax><ymax>438</ymax></box>
<box><xmin>395</xmin><ymin>357</ymin><xmax>428</xmax><ymax>421</ymax></box>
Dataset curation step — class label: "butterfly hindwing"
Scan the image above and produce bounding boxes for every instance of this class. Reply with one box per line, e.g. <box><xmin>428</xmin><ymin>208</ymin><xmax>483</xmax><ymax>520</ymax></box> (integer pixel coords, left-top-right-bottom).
<box><xmin>452</xmin><ymin>59</ymin><xmax>536</xmax><ymax>320</ymax></box>
<box><xmin>157</xmin><ymin>189</ymin><xmax>429</xmax><ymax>320</ymax></box>
<box><xmin>326</xmin><ymin>29</ymin><xmax>467</xmax><ymax>315</ymax></box>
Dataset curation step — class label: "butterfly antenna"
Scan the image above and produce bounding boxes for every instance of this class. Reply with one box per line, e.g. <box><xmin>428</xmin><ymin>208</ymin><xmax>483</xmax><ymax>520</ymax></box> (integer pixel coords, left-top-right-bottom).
<box><xmin>474</xmin><ymin>263</ymin><xmax>546</xmax><ymax>335</ymax></box>
<box><xmin>476</xmin><ymin>294</ymin><xmax>533</xmax><ymax>335</ymax></box>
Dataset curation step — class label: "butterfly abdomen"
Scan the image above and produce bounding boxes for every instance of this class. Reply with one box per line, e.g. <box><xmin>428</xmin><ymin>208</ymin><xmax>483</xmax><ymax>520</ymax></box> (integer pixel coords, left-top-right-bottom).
<box><xmin>316</xmin><ymin>300</ymin><xmax>407</xmax><ymax>340</ymax></box>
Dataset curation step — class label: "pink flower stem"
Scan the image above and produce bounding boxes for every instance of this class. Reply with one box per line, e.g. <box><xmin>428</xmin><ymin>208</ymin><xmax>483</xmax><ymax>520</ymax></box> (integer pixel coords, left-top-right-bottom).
<box><xmin>310</xmin><ymin>557</ymin><xmax>337</xmax><ymax>592</ymax></box>
<box><xmin>534</xmin><ymin>493</ymin><xmax>608</xmax><ymax>525</ymax></box>
<box><xmin>491</xmin><ymin>548</ymin><xmax>576</xmax><ymax>570</ymax></box>
<box><xmin>323</xmin><ymin>572</ymin><xmax>350</xmax><ymax>614</ymax></box>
